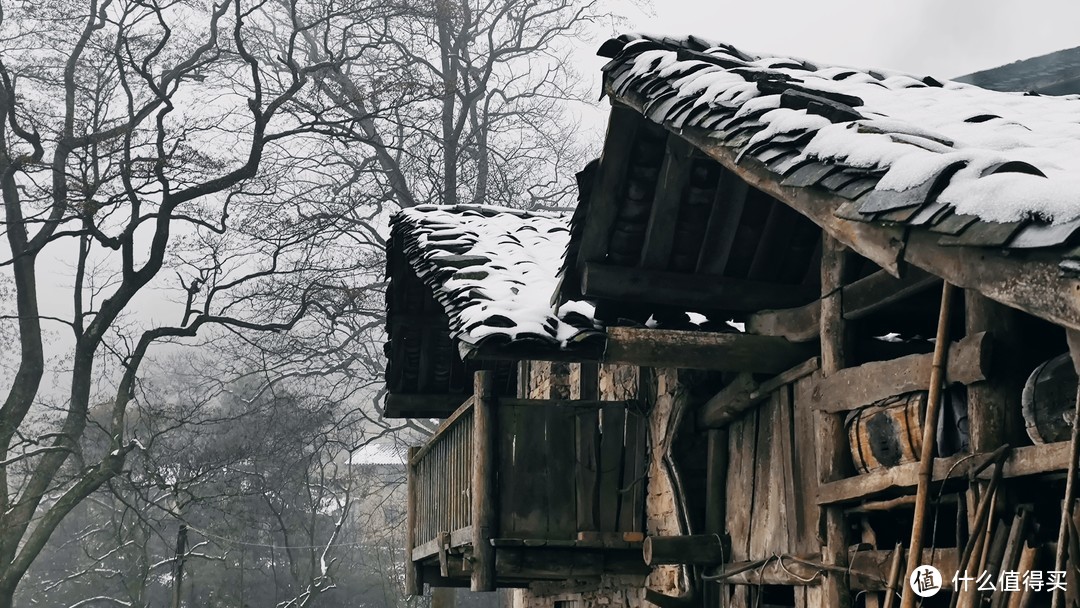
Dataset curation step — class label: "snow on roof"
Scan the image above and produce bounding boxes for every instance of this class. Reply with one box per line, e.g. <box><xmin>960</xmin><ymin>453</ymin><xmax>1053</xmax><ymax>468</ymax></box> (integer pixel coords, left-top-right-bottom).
<box><xmin>600</xmin><ymin>34</ymin><xmax>1080</xmax><ymax>234</ymax></box>
<box><xmin>390</xmin><ymin>205</ymin><xmax>601</xmax><ymax>355</ymax></box>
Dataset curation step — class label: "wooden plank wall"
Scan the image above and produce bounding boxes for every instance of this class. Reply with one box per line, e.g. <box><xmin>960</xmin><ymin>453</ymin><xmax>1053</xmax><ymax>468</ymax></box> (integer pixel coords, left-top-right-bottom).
<box><xmin>498</xmin><ymin>362</ymin><xmax>647</xmax><ymax>541</ymax></box>
<box><xmin>724</xmin><ymin>382</ymin><xmax>821</xmax><ymax>607</ymax></box>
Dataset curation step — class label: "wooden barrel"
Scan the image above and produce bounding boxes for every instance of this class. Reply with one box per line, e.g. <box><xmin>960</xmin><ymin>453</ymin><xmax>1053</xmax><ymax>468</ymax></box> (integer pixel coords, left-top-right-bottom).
<box><xmin>846</xmin><ymin>392</ymin><xmax>926</xmax><ymax>474</ymax></box>
<box><xmin>1022</xmin><ymin>353</ymin><xmax>1079</xmax><ymax>445</ymax></box>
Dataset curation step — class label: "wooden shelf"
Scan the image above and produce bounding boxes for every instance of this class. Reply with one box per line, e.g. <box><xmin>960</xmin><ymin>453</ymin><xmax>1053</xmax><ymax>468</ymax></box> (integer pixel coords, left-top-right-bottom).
<box><xmin>818</xmin><ymin>442</ymin><xmax>1072</xmax><ymax>506</ymax></box>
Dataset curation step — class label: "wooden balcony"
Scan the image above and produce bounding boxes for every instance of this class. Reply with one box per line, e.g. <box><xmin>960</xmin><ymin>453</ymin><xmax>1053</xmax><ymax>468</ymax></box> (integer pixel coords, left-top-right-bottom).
<box><xmin>404</xmin><ymin>371</ymin><xmax>649</xmax><ymax>594</ymax></box>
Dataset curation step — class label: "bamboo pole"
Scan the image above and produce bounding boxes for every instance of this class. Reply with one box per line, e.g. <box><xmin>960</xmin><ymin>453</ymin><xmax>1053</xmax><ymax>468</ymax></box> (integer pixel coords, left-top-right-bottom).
<box><xmin>901</xmin><ymin>281</ymin><xmax>955</xmax><ymax>608</ymax></box>
<box><xmin>1051</xmin><ymin>329</ymin><xmax>1080</xmax><ymax>608</ymax></box>
<box><xmin>882</xmin><ymin>543</ymin><xmax>904</xmax><ymax>608</ymax></box>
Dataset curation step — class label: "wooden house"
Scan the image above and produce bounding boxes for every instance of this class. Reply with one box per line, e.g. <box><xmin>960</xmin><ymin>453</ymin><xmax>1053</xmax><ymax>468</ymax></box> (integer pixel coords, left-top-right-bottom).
<box><xmin>384</xmin><ymin>35</ymin><xmax>1080</xmax><ymax>608</ymax></box>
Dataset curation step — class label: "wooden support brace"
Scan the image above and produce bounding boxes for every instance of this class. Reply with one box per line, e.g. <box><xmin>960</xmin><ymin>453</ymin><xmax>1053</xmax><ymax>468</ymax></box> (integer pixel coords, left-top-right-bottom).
<box><xmin>643</xmin><ymin>534</ymin><xmax>730</xmax><ymax>566</ymax></box>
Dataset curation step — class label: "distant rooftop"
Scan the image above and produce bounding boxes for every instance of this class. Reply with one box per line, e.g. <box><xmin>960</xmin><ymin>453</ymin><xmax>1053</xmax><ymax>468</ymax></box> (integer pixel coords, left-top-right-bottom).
<box><xmin>956</xmin><ymin>45</ymin><xmax>1080</xmax><ymax>95</ymax></box>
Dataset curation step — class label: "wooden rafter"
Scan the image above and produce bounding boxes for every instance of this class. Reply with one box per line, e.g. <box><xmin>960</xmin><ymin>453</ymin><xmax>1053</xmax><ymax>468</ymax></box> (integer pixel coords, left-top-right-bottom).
<box><xmin>602</xmin><ymin>326</ymin><xmax>814</xmax><ymax>372</ymax></box>
<box><xmin>581</xmin><ymin>262</ymin><xmax>817</xmax><ymax>313</ymax></box>
<box><xmin>640</xmin><ymin>135</ymin><xmax>696</xmax><ymax>269</ymax></box>
<box><xmin>610</xmin><ymin>88</ymin><xmax>1080</xmax><ymax>332</ymax></box>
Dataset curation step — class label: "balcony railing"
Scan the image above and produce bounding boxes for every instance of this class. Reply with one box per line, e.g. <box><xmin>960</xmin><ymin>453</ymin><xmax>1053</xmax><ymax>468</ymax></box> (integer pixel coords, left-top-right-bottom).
<box><xmin>404</xmin><ymin>371</ymin><xmax>648</xmax><ymax>593</ymax></box>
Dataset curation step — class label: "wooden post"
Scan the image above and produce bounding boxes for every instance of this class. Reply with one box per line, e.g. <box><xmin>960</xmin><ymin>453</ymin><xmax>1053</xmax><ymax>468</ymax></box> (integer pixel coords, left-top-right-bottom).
<box><xmin>818</xmin><ymin>235</ymin><xmax>853</xmax><ymax>608</ymax></box>
<box><xmin>471</xmin><ymin>371</ymin><xmax>497</xmax><ymax>592</ymax></box>
<box><xmin>405</xmin><ymin>446</ymin><xmax>421</xmax><ymax>596</ymax></box>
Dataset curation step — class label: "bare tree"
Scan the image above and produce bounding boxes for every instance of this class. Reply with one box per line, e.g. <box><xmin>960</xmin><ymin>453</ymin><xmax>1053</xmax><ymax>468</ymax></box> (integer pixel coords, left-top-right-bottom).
<box><xmin>0</xmin><ymin>0</ymin><xmax>398</xmax><ymax>603</ymax></box>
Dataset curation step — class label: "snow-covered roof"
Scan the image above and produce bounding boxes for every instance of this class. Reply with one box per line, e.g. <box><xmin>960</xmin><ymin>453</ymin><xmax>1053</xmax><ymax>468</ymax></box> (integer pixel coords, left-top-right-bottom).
<box><xmin>599</xmin><ymin>34</ymin><xmax>1080</xmax><ymax>248</ymax></box>
<box><xmin>389</xmin><ymin>205</ymin><xmax>601</xmax><ymax>356</ymax></box>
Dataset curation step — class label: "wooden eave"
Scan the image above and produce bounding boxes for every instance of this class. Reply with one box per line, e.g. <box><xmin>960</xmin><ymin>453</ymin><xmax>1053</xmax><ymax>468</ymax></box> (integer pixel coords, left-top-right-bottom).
<box><xmin>607</xmin><ymin>85</ymin><xmax>1080</xmax><ymax>333</ymax></box>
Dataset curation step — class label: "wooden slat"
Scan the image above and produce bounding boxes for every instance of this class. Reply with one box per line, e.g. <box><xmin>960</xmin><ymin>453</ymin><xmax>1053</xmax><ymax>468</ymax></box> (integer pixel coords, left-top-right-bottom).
<box><xmin>575</xmin><ymin>409</ymin><xmax>601</xmax><ymax>533</ymax></box>
<box><xmin>726</xmin><ymin>405</ymin><xmax>758</xmax><ymax>562</ymax></box>
<box><xmin>640</xmin><ymin>135</ymin><xmax>696</xmax><ymax>269</ymax></box>
<box><xmin>598</xmin><ymin>405</ymin><xmax>627</xmax><ymax>532</ymax></box>
<box><xmin>545</xmin><ymin>406</ymin><xmax>578</xmax><ymax>538</ymax></box>
<box><xmin>812</xmin><ymin>331</ymin><xmax>992</xmax><ymax>413</ymax></box>
<box><xmin>604</xmin><ymin>326</ymin><xmax>815</xmax><ymax>373</ymax></box>
<box><xmin>576</xmin><ymin>104</ymin><xmax>643</xmax><ymax>267</ymax></box>
<box><xmin>409</xmin><ymin>397</ymin><xmax>475</xmax><ymax>465</ymax></box>
<box><xmin>618</xmin><ymin>410</ymin><xmax>648</xmax><ymax>532</ymax></box>
<box><xmin>498</xmin><ymin>403</ymin><xmax>521</xmax><ymax>536</ymax></box>
<box><xmin>792</xmin><ymin>375</ymin><xmax>822</xmax><ymax>555</ymax></box>
<box><xmin>583</xmin><ymin>262</ymin><xmax>817</xmax><ymax>313</ymax></box>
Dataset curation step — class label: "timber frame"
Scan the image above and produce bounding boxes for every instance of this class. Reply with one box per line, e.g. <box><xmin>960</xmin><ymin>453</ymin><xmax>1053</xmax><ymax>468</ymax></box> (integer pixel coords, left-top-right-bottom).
<box><xmin>390</xmin><ymin>35</ymin><xmax>1080</xmax><ymax>608</ymax></box>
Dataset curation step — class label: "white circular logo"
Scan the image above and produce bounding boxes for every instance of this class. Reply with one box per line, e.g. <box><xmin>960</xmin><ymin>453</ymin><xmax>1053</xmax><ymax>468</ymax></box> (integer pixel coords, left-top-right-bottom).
<box><xmin>909</xmin><ymin>565</ymin><xmax>943</xmax><ymax>598</ymax></box>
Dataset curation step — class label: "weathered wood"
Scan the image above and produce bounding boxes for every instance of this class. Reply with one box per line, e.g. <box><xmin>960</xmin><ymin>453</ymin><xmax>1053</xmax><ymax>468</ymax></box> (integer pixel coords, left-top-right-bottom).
<box><xmin>545</xmin><ymin>406</ymin><xmax>578</xmax><ymax>538</ymax></box>
<box><xmin>405</xmin><ymin>447</ymin><xmax>421</xmax><ymax>596</ymax></box>
<box><xmin>643</xmin><ymin>534</ymin><xmax>729</xmax><ymax>566</ymax></box>
<box><xmin>697</xmin><ymin>169</ymin><xmax>750</xmax><ymax>275</ymax></box>
<box><xmin>618</xmin><ymin>411</ymin><xmax>647</xmax><ymax>532</ymax></box>
<box><xmin>582</xmin><ymin>262</ymin><xmax>817</xmax><ymax>313</ymax></box>
<box><xmin>471</xmin><ymin>371</ymin><xmax>497</xmax><ymax>592</ymax></box>
<box><xmin>640</xmin><ymin>135</ymin><xmax>697</xmax><ymax>269</ymax></box>
<box><xmin>818</xmin><ymin>235</ymin><xmax>852</xmax><ymax>608</ymax></box>
<box><xmin>438</xmin><ymin>531</ymin><xmax>451</xmax><ymax>577</ymax></box>
<box><xmin>751</xmin><ymin>392</ymin><xmax>789</xmax><ymax>558</ymax></box>
<box><xmin>844</xmin><ymin>266</ymin><xmax>941</xmax><ymax>320</ymax></box>
<box><xmin>495</xmin><ymin>547</ymin><xmax>650</xmax><ymax>578</ymax></box>
<box><xmin>497</xmin><ymin>397</ymin><xmax>635</xmax><ymax>409</ymax></box>
<box><xmin>386</xmin><ymin>393</ymin><xmax>469</xmax><ymax>419</ymax></box>
<box><xmin>967</xmin><ymin>292</ymin><xmax>1017</xmax><ymax>456</ymax></box>
<box><xmin>813</xmin><ymin>331</ymin><xmax>992</xmax><ymax>413</ymax></box>
<box><xmin>778</xmin><ymin>385</ymin><xmax>802</xmax><ymax>551</ymax></box>
<box><xmin>700</xmin><ymin>357</ymin><xmax>820</xmax><ymax>427</ymax></box>
<box><xmin>604</xmin><ymin>326</ymin><xmax>815</xmax><ymax>373</ymax></box>
<box><xmin>792</xmin><ymin>376</ymin><xmax>821</xmax><ymax>555</ymax></box>
<box><xmin>716</xmin><ymin>548</ymin><xmax>959</xmax><ymax>589</ymax></box>
<box><xmin>410</xmin><ymin>397</ymin><xmax>475</xmax><ymax>465</ymax></box>
<box><xmin>610</xmin><ymin>88</ymin><xmax>1080</xmax><ymax>332</ymax></box>
<box><xmin>747</xmin><ymin>301</ymin><xmax>821</xmax><ymax>343</ymax></box>
<box><xmin>705</xmin><ymin>428</ymin><xmax>728</xmax><ymax>536</ymax></box>
<box><xmin>1052</xmin><ymin>328</ymin><xmax>1080</xmax><ymax>608</ymax></box>
<box><xmin>726</xmin><ymin>405</ymin><xmax>758</xmax><ymax>563</ymax></box>
<box><xmin>576</xmin><ymin>104</ymin><xmax>642</xmax><ymax>267</ymax></box>
<box><xmin>575</xmin><ymin>409</ymin><xmax>601</xmax><ymax>533</ymax></box>
<box><xmin>746</xmin><ymin>266</ymin><xmax>941</xmax><ymax>342</ymax></box>
<box><xmin>598</xmin><ymin>405</ymin><xmax>626</xmax><ymax>532</ymax></box>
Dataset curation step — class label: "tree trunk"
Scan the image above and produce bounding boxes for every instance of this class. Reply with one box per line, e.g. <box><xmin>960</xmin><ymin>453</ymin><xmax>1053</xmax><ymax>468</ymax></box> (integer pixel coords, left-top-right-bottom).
<box><xmin>171</xmin><ymin>523</ymin><xmax>188</xmax><ymax>608</ymax></box>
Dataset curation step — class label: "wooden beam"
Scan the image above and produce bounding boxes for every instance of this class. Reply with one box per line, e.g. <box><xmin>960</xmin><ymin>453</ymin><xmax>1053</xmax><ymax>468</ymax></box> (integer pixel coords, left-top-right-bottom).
<box><xmin>746</xmin><ymin>266</ymin><xmax>942</xmax><ymax>342</ymax></box>
<box><xmin>494</xmin><ymin>547</ymin><xmax>649</xmax><ymax>578</ymax></box>
<box><xmin>582</xmin><ymin>262</ymin><xmax>817</xmax><ymax>313</ymax></box>
<box><xmin>818</xmin><ymin>442</ymin><xmax>1075</xmax><ymax>505</ymax></box>
<box><xmin>818</xmin><ymin>235</ymin><xmax>853</xmax><ymax>608</ymax></box>
<box><xmin>385</xmin><ymin>393</ymin><xmax>467</xmax><ymax>419</ymax></box>
<box><xmin>610</xmin><ymin>88</ymin><xmax>1080</xmax><ymax>332</ymax></box>
<box><xmin>471</xmin><ymin>372</ymin><xmax>497</xmax><ymax>592</ymax></box>
<box><xmin>468</xmin><ymin>341</ymin><xmax>606</xmax><ymax>364</ymax></box>
<box><xmin>643</xmin><ymin>534</ymin><xmax>729</xmax><ymax>566</ymax></box>
<box><xmin>640</xmin><ymin>135</ymin><xmax>696</xmax><ymax>269</ymax></box>
<box><xmin>602</xmin><ymin>326</ymin><xmax>815</xmax><ymax>373</ymax></box>
<box><xmin>409</xmin><ymin>397</ymin><xmax>475</xmax><ymax>465</ymax></box>
<box><xmin>576</xmin><ymin>104</ymin><xmax>642</xmax><ymax>267</ymax></box>
<box><xmin>812</xmin><ymin>331</ymin><xmax>992</xmax><ymax>413</ymax></box>
<box><xmin>696</xmin><ymin>169</ymin><xmax>750</xmax><ymax>274</ymax></box>
<box><xmin>699</xmin><ymin>357</ymin><xmax>820</xmax><ymax>427</ymax></box>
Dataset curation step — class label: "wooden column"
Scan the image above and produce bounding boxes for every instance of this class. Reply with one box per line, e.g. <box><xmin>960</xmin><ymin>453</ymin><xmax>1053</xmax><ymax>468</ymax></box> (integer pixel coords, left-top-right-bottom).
<box><xmin>818</xmin><ymin>235</ymin><xmax>853</xmax><ymax>608</ymax></box>
<box><xmin>965</xmin><ymin>291</ymin><xmax>1016</xmax><ymax>455</ymax></box>
<box><xmin>405</xmin><ymin>446</ymin><xmax>421</xmax><ymax>596</ymax></box>
<box><xmin>471</xmin><ymin>371</ymin><xmax>497</xmax><ymax>591</ymax></box>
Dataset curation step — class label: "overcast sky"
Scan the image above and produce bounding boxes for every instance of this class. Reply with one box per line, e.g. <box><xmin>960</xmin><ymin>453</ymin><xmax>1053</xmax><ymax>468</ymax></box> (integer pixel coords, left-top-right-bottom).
<box><xmin>591</xmin><ymin>0</ymin><xmax>1080</xmax><ymax>79</ymax></box>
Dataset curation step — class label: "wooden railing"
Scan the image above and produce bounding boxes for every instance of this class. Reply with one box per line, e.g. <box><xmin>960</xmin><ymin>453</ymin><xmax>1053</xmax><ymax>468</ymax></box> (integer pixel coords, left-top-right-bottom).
<box><xmin>404</xmin><ymin>371</ymin><xmax>645</xmax><ymax>594</ymax></box>
<box><xmin>410</xmin><ymin>396</ymin><xmax>474</xmax><ymax>554</ymax></box>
